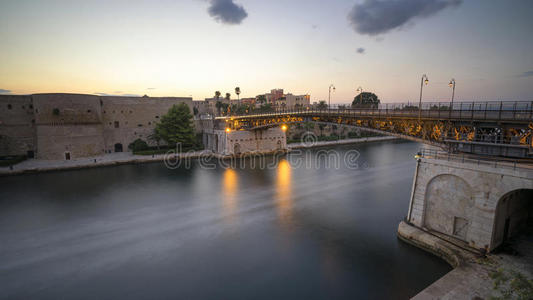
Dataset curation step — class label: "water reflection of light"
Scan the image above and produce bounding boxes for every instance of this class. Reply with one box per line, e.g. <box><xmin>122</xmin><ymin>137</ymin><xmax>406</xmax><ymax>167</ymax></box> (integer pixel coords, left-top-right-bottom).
<box><xmin>222</xmin><ymin>168</ymin><xmax>238</xmax><ymax>223</ymax></box>
<box><xmin>276</xmin><ymin>159</ymin><xmax>293</xmax><ymax>227</ymax></box>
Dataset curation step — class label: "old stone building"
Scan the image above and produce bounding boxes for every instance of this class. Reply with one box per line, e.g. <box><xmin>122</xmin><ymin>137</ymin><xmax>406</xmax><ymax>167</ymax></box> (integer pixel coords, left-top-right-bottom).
<box><xmin>0</xmin><ymin>93</ymin><xmax>192</xmax><ymax>160</ymax></box>
<box><xmin>204</xmin><ymin>128</ymin><xmax>287</xmax><ymax>155</ymax></box>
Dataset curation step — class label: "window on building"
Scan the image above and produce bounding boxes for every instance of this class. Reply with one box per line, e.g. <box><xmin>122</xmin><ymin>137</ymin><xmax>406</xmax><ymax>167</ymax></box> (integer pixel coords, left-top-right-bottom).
<box><xmin>22</xmin><ymin>105</ymin><xmax>25</xmax><ymax>109</ymax></box>
<box><xmin>114</xmin><ymin>121</ymin><xmax>119</xmax><ymax>128</ymax></box>
<box><xmin>155</xmin><ymin>116</ymin><xmax>159</xmax><ymax>119</ymax></box>
<box><xmin>29</xmin><ymin>104</ymin><xmax>33</xmax><ymax>109</ymax></box>
<box><xmin>87</xmin><ymin>109</ymin><xmax>91</xmax><ymax>113</ymax></box>
<box><xmin>7</xmin><ymin>104</ymin><xmax>12</xmax><ymax>110</ymax></box>
<box><xmin>138</xmin><ymin>124</ymin><xmax>143</xmax><ymax>127</ymax></box>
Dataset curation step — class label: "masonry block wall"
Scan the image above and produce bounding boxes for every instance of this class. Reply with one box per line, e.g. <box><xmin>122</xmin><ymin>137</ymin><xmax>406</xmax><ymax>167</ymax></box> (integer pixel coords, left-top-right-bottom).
<box><xmin>0</xmin><ymin>94</ymin><xmax>193</xmax><ymax>160</ymax></box>
<box><xmin>408</xmin><ymin>157</ymin><xmax>533</xmax><ymax>251</ymax></box>
<box><xmin>0</xmin><ymin>95</ymin><xmax>35</xmax><ymax>156</ymax></box>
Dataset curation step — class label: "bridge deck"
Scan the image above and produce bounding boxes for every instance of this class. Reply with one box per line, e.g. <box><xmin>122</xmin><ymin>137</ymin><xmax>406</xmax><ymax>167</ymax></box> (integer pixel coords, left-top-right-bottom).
<box><xmin>214</xmin><ymin>101</ymin><xmax>533</xmax><ymax>158</ymax></box>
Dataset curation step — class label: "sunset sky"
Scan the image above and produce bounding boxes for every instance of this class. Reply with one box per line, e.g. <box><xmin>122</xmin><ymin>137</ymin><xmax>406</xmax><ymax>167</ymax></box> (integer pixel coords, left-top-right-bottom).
<box><xmin>1</xmin><ymin>0</ymin><xmax>532</xmax><ymax>103</ymax></box>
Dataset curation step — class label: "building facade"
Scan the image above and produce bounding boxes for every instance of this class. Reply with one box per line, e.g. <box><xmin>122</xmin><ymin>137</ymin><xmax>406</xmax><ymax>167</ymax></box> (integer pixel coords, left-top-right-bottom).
<box><xmin>0</xmin><ymin>93</ymin><xmax>192</xmax><ymax>160</ymax></box>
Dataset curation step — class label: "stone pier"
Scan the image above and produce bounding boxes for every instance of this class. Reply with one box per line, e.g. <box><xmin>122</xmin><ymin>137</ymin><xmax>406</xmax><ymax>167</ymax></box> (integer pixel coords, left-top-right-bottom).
<box><xmin>405</xmin><ymin>154</ymin><xmax>533</xmax><ymax>252</ymax></box>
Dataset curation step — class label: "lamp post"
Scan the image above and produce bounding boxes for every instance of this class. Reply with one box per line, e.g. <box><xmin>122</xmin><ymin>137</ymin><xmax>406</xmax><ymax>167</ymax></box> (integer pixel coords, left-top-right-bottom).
<box><xmin>448</xmin><ymin>79</ymin><xmax>456</xmax><ymax>116</ymax></box>
<box><xmin>418</xmin><ymin>74</ymin><xmax>429</xmax><ymax>120</ymax></box>
<box><xmin>356</xmin><ymin>86</ymin><xmax>363</xmax><ymax>107</ymax></box>
<box><xmin>328</xmin><ymin>84</ymin><xmax>335</xmax><ymax>109</ymax></box>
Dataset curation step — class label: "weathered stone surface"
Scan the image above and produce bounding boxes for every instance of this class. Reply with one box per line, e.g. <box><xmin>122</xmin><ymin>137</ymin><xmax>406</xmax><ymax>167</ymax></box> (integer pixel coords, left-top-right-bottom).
<box><xmin>0</xmin><ymin>94</ymin><xmax>192</xmax><ymax>160</ymax></box>
<box><xmin>204</xmin><ymin>127</ymin><xmax>287</xmax><ymax>155</ymax></box>
<box><xmin>407</xmin><ymin>157</ymin><xmax>533</xmax><ymax>251</ymax></box>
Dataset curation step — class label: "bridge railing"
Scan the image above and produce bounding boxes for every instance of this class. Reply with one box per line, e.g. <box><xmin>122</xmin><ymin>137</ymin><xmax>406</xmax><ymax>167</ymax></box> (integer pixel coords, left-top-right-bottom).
<box><xmin>221</xmin><ymin>100</ymin><xmax>533</xmax><ymax>121</ymax></box>
<box><xmin>417</xmin><ymin>148</ymin><xmax>533</xmax><ymax>172</ymax></box>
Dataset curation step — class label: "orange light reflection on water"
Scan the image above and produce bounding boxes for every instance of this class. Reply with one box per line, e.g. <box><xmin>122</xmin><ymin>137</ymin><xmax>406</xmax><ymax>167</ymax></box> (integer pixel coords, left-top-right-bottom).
<box><xmin>276</xmin><ymin>159</ymin><xmax>293</xmax><ymax>228</ymax></box>
<box><xmin>222</xmin><ymin>168</ymin><xmax>238</xmax><ymax>223</ymax></box>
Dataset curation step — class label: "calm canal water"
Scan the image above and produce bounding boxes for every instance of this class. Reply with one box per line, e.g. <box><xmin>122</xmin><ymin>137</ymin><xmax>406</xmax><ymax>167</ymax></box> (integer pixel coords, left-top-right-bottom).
<box><xmin>0</xmin><ymin>141</ymin><xmax>451</xmax><ymax>300</ymax></box>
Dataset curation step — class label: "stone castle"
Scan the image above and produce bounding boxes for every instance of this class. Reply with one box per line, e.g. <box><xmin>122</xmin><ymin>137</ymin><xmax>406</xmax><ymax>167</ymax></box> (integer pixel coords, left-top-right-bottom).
<box><xmin>0</xmin><ymin>93</ymin><xmax>192</xmax><ymax>160</ymax></box>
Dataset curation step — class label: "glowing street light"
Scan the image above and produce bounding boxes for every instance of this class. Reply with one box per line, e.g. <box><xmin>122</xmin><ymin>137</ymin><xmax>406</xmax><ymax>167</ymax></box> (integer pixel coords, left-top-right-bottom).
<box><xmin>225</xmin><ymin>128</ymin><xmax>231</xmax><ymax>133</ymax></box>
<box><xmin>418</xmin><ymin>74</ymin><xmax>429</xmax><ymax>120</ymax></box>
<box><xmin>281</xmin><ymin>124</ymin><xmax>288</xmax><ymax>131</ymax></box>
<box><xmin>328</xmin><ymin>84</ymin><xmax>336</xmax><ymax>108</ymax></box>
<box><xmin>448</xmin><ymin>78</ymin><xmax>456</xmax><ymax>108</ymax></box>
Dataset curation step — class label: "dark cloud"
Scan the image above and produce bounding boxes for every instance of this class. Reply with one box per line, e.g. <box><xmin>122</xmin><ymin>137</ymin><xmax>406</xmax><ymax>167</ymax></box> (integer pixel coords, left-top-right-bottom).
<box><xmin>348</xmin><ymin>0</ymin><xmax>462</xmax><ymax>36</ymax></box>
<box><xmin>356</xmin><ymin>47</ymin><xmax>366</xmax><ymax>54</ymax></box>
<box><xmin>518</xmin><ymin>71</ymin><xmax>533</xmax><ymax>78</ymax></box>
<box><xmin>0</xmin><ymin>89</ymin><xmax>11</xmax><ymax>94</ymax></box>
<box><xmin>208</xmin><ymin>0</ymin><xmax>248</xmax><ymax>25</ymax></box>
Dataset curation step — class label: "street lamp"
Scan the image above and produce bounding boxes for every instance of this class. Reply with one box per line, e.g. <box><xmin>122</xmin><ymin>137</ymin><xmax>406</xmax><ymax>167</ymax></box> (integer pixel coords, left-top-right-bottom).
<box><xmin>448</xmin><ymin>78</ymin><xmax>456</xmax><ymax>110</ymax></box>
<box><xmin>328</xmin><ymin>84</ymin><xmax>336</xmax><ymax>108</ymax></box>
<box><xmin>356</xmin><ymin>86</ymin><xmax>363</xmax><ymax>107</ymax></box>
<box><xmin>418</xmin><ymin>74</ymin><xmax>429</xmax><ymax>120</ymax></box>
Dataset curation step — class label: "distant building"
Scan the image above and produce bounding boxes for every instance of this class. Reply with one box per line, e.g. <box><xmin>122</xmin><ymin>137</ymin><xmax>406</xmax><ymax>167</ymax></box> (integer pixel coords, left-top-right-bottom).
<box><xmin>285</xmin><ymin>94</ymin><xmax>310</xmax><ymax>108</ymax></box>
<box><xmin>240</xmin><ymin>97</ymin><xmax>256</xmax><ymax>106</ymax></box>
<box><xmin>256</xmin><ymin>89</ymin><xmax>310</xmax><ymax>109</ymax></box>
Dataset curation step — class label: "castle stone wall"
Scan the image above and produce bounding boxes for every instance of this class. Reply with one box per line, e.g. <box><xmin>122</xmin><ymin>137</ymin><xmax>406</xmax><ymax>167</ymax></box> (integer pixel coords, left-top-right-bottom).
<box><xmin>0</xmin><ymin>95</ymin><xmax>35</xmax><ymax>156</ymax></box>
<box><xmin>0</xmin><ymin>94</ymin><xmax>194</xmax><ymax>160</ymax></box>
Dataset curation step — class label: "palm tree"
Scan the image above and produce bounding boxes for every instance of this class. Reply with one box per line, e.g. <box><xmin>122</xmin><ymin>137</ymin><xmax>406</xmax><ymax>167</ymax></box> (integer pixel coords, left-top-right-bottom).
<box><xmin>235</xmin><ymin>87</ymin><xmax>241</xmax><ymax>101</ymax></box>
<box><xmin>215</xmin><ymin>91</ymin><xmax>221</xmax><ymax>100</ymax></box>
<box><xmin>215</xmin><ymin>101</ymin><xmax>223</xmax><ymax>115</ymax></box>
<box><xmin>225</xmin><ymin>92</ymin><xmax>231</xmax><ymax>101</ymax></box>
<box><xmin>257</xmin><ymin>95</ymin><xmax>266</xmax><ymax>105</ymax></box>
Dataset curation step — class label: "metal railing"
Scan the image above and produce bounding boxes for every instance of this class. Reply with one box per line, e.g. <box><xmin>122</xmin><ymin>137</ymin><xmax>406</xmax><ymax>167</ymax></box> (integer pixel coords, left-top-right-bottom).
<box><xmin>417</xmin><ymin>148</ymin><xmax>533</xmax><ymax>172</ymax></box>
<box><xmin>218</xmin><ymin>100</ymin><xmax>533</xmax><ymax>122</ymax></box>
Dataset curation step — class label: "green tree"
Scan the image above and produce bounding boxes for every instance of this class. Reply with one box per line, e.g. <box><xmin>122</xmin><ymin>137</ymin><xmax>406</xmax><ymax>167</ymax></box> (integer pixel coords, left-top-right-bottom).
<box><xmin>225</xmin><ymin>93</ymin><xmax>231</xmax><ymax>101</ymax></box>
<box><xmin>221</xmin><ymin>103</ymin><xmax>230</xmax><ymax>115</ymax></box>
<box><xmin>303</xmin><ymin>122</ymin><xmax>314</xmax><ymax>131</ymax></box>
<box><xmin>154</xmin><ymin>103</ymin><xmax>196</xmax><ymax>149</ymax></box>
<box><xmin>148</xmin><ymin>133</ymin><xmax>162</xmax><ymax>149</ymax></box>
<box><xmin>214</xmin><ymin>91</ymin><xmax>221</xmax><ymax>100</ymax></box>
<box><xmin>215</xmin><ymin>101</ymin><xmax>223</xmax><ymax>115</ymax></box>
<box><xmin>352</xmin><ymin>92</ymin><xmax>380</xmax><ymax>108</ymax></box>
<box><xmin>317</xmin><ymin>101</ymin><xmax>328</xmax><ymax>110</ymax></box>
<box><xmin>318</xmin><ymin>124</ymin><xmax>326</xmax><ymax>136</ymax></box>
<box><xmin>259</xmin><ymin>103</ymin><xmax>274</xmax><ymax>113</ymax></box>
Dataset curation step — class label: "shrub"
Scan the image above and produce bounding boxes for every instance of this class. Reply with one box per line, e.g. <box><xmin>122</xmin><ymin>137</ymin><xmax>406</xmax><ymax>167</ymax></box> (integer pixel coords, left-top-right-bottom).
<box><xmin>128</xmin><ymin>139</ymin><xmax>149</xmax><ymax>152</ymax></box>
<box><xmin>348</xmin><ymin>131</ymin><xmax>359</xmax><ymax>138</ymax></box>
